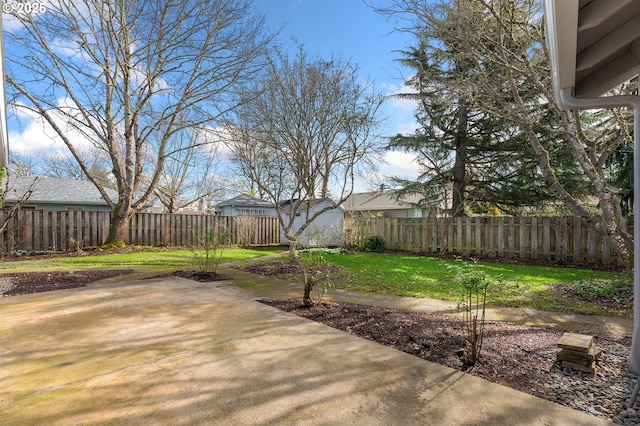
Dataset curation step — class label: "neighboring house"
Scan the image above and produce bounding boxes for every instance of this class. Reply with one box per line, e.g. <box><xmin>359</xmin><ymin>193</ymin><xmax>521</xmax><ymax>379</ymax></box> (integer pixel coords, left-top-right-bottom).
<box><xmin>213</xmin><ymin>194</ymin><xmax>276</xmax><ymax>216</ymax></box>
<box><xmin>343</xmin><ymin>185</ymin><xmax>428</xmax><ymax>218</ymax></box>
<box><xmin>3</xmin><ymin>177</ymin><xmax>118</xmax><ymax>211</ymax></box>
<box><xmin>278</xmin><ymin>198</ymin><xmax>344</xmax><ymax>247</ymax></box>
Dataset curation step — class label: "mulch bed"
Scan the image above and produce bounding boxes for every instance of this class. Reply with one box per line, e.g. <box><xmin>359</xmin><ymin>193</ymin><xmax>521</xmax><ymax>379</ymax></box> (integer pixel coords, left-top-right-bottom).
<box><xmin>0</xmin><ymin>270</ymin><xmax>135</xmax><ymax>296</ymax></box>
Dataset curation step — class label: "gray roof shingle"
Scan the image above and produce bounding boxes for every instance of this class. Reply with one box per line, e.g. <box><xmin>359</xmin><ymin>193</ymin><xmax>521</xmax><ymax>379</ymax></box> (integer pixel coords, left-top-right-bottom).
<box><xmin>214</xmin><ymin>194</ymin><xmax>273</xmax><ymax>208</ymax></box>
<box><xmin>4</xmin><ymin>177</ymin><xmax>118</xmax><ymax>205</ymax></box>
<box><xmin>342</xmin><ymin>190</ymin><xmax>421</xmax><ymax>211</ymax></box>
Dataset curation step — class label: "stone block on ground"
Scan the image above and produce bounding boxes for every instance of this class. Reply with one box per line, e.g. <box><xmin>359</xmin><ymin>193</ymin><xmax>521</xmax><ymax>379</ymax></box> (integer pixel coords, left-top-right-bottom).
<box><xmin>557</xmin><ymin>333</ymin><xmax>593</xmax><ymax>353</ymax></box>
<box><xmin>561</xmin><ymin>360</ymin><xmax>596</xmax><ymax>374</ymax></box>
<box><xmin>557</xmin><ymin>333</ymin><xmax>598</xmax><ymax>375</ymax></box>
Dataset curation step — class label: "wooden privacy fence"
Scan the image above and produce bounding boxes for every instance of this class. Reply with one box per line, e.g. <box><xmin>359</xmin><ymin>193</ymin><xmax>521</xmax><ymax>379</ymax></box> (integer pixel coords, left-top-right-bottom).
<box><xmin>2</xmin><ymin>209</ymin><xmax>632</xmax><ymax>267</ymax></box>
<box><xmin>0</xmin><ymin>210</ymin><xmax>280</xmax><ymax>253</ymax></box>
<box><xmin>344</xmin><ymin>216</ymin><xmax>632</xmax><ymax>266</ymax></box>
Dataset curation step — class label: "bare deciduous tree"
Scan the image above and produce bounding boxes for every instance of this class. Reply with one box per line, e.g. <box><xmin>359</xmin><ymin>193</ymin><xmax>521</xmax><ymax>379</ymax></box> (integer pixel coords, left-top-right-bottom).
<box><xmin>226</xmin><ymin>45</ymin><xmax>385</xmax><ymax>292</ymax></box>
<box><xmin>5</xmin><ymin>0</ymin><xmax>273</xmax><ymax>247</ymax></box>
<box><xmin>40</xmin><ymin>152</ymin><xmax>86</xmax><ymax>181</ymax></box>
<box><xmin>0</xmin><ymin>171</ymin><xmax>39</xmax><ymax>255</ymax></box>
<box><xmin>8</xmin><ymin>153</ymin><xmax>37</xmax><ymax>177</ymax></box>
<box><xmin>37</xmin><ymin>147</ymin><xmax>115</xmax><ymax>190</ymax></box>
<box><xmin>225</xmin><ymin>126</ymin><xmax>271</xmax><ymax>200</ymax></box>
<box><xmin>152</xmin><ymin>127</ymin><xmax>226</xmax><ymax>213</ymax></box>
<box><xmin>465</xmin><ymin>0</ymin><xmax>633</xmax><ymax>264</ymax></box>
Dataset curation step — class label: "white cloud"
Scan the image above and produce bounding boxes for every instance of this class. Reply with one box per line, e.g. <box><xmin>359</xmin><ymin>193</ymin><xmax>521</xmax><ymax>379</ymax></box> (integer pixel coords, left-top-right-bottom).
<box><xmin>8</xmin><ymin>116</ymin><xmax>66</xmax><ymax>156</ymax></box>
<box><xmin>195</xmin><ymin>126</ymin><xmax>234</xmax><ymax>160</ymax></box>
<box><xmin>382</xmin><ymin>81</ymin><xmax>417</xmax><ymax>113</ymax></box>
<box><xmin>7</xmin><ymin>97</ymin><xmax>99</xmax><ymax>156</ymax></box>
<box><xmin>380</xmin><ymin>81</ymin><xmax>418</xmax><ymax>136</ymax></box>
<box><xmin>353</xmin><ymin>149</ymin><xmax>423</xmax><ymax>193</ymax></box>
<box><xmin>380</xmin><ymin>150</ymin><xmax>422</xmax><ymax>180</ymax></box>
<box><xmin>2</xmin><ymin>13</ymin><xmax>24</xmax><ymax>33</ymax></box>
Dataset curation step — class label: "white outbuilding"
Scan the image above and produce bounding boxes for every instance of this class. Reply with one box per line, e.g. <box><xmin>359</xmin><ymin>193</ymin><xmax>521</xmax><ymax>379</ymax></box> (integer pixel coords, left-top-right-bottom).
<box><xmin>278</xmin><ymin>198</ymin><xmax>344</xmax><ymax>247</ymax></box>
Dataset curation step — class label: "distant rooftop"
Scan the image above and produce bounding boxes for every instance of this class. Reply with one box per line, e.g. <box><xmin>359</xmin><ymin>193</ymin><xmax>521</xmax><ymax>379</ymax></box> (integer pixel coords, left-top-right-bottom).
<box><xmin>343</xmin><ymin>186</ymin><xmax>422</xmax><ymax>211</ymax></box>
<box><xmin>4</xmin><ymin>177</ymin><xmax>118</xmax><ymax>205</ymax></box>
<box><xmin>278</xmin><ymin>197</ymin><xmax>340</xmax><ymax>210</ymax></box>
<box><xmin>214</xmin><ymin>194</ymin><xmax>273</xmax><ymax>208</ymax></box>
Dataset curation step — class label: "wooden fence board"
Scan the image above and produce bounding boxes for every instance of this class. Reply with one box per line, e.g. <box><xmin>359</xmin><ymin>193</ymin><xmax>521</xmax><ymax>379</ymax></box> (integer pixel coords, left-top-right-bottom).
<box><xmin>343</xmin><ymin>216</ymin><xmax>630</xmax><ymax>266</ymax></box>
<box><xmin>0</xmin><ymin>211</ymin><xmax>280</xmax><ymax>253</ymax></box>
<box><xmin>2</xmin><ymin>209</ymin><xmax>632</xmax><ymax>267</ymax></box>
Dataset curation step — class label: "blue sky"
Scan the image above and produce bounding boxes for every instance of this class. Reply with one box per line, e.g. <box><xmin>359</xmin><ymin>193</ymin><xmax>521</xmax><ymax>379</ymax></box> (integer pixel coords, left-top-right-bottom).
<box><xmin>4</xmin><ymin>0</ymin><xmax>422</xmax><ymax>190</ymax></box>
<box><xmin>258</xmin><ymin>0</ymin><xmax>421</xmax><ymax>186</ymax></box>
<box><xmin>258</xmin><ymin>0</ymin><xmax>418</xmax><ymax>133</ymax></box>
<box><xmin>259</xmin><ymin>0</ymin><xmax>407</xmax><ymax>87</ymax></box>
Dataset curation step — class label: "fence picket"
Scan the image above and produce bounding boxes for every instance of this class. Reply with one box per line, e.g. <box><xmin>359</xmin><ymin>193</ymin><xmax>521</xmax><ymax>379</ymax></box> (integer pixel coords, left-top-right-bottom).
<box><xmin>0</xmin><ymin>211</ymin><xmax>280</xmax><ymax>254</ymax></box>
<box><xmin>1</xmin><ymin>210</ymin><xmax>631</xmax><ymax>267</ymax></box>
<box><xmin>343</xmin><ymin>216</ymin><xmax>629</xmax><ymax>266</ymax></box>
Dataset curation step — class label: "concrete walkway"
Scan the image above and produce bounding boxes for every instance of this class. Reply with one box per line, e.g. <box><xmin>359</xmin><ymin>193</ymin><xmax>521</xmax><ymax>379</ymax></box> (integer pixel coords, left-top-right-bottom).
<box><xmin>219</xmin><ymin>263</ymin><xmax>634</xmax><ymax>339</ymax></box>
<box><xmin>0</xmin><ymin>269</ymin><xmax>612</xmax><ymax>425</ymax></box>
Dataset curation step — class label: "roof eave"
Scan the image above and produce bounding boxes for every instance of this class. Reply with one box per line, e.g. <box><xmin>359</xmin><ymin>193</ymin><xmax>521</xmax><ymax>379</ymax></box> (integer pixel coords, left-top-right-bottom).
<box><xmin>544</xmin><ymin>0</ymin><xmax>579</xmax><ymax>110</ymax></box>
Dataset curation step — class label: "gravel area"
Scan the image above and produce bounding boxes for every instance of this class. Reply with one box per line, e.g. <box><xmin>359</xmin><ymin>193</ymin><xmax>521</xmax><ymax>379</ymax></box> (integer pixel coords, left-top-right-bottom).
<box><xmin>544</xmin><ymin>339</ymin><xmax>639</xmax><ymax>425</ymax></box>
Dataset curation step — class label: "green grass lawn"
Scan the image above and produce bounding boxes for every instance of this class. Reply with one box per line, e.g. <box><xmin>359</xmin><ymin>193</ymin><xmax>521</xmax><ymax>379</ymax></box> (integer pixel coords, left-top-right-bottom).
<box><xmin>284</xmin><ymin>251</ymin><xmax>631</xmax><ymax>316</ymax></box>
<box><xmin>1</xmin><ymin>246</ymin><xmax>630</xmax><ymax>316</ymax></box>
<box><xmin>0</xmin><ymin>246</ymin><xmax>285</xmax><ymax>271</ymax></box>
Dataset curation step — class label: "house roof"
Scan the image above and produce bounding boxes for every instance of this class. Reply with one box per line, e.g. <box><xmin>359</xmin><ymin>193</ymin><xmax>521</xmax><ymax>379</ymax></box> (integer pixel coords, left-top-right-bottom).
<box><xmin>342</xmin><ymin>190</ymin><xmax>422</xmax><ymax>212</ymax></box>
<box><xmin>4</xmin><ymin>177</ymin><xmax>118</xmax><ymax>205</ymax></box>
<box><xmin>545</xmin><ymin>0</ymin><xmax>640</xmax><ymax>105</ymax></box>
<box><xmin>278</xmin><ymin>198</ymin><xmax>343</xmax><ymax>211</ymax></box>
<box><xmin>214</xmin><ymin>194</ymin><xmax>273</xmax><ymax>208</ymax></box>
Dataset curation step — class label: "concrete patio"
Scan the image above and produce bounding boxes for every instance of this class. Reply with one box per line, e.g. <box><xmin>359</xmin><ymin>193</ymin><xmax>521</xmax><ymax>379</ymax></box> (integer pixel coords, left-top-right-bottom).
<box><xmin>0</xmin><ymin>274</ymin><xmax>608</xmax><ymax>425</ymax></box>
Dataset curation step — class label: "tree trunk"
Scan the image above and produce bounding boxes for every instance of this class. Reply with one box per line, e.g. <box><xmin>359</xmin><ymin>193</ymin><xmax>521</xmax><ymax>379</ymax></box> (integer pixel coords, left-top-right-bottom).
<box><xmin>524</xmin><ymin>115</ymin><xmax>632</xmax><ymax>266</ymax></box>
<box><xmin>302</xmin><ymin>267</ymin><xmax>314</xmax><ymax>307</ymax></box>
<box><xmin>452</xmin><ymin>101</ymin><xmax>468</xmax><ymax>217</ymax></box>
<box><xmin>102</xmin><ymin>203</ymin><xmax>130</xmax><ymax>248</ymax></box>
<box><xmin>287</xmin><ymin>237</ymin><xmax>299</xmax><ymax>262</ymax></box>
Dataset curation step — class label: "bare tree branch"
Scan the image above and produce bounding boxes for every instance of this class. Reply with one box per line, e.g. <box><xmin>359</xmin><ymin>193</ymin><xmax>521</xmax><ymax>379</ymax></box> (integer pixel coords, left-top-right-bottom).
<box><xmin>5</xmin><ymin>0</ymin><xmax>274</xmax><ymax>246</ymax></box>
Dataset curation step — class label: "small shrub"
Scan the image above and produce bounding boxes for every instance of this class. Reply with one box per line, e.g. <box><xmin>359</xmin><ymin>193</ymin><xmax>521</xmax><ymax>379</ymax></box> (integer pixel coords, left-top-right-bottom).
<box><xmin>300</xmin><ymin>249</ymin><xmax>337</xmax><ymax>306</ymax></box>
<box><xmin>450</xmin><ymin>259</ymin><xmax>493</xmax><ymax>366</ymax></box>
<box><xmin>193</xmin><ymin>225</ymin><xmax>230</xmax><ymax>273</ymax></box>
<box><xmin>570</xmin><ymin>279</ymin><xmax>632</xmax><ymax>297</ymax></box>
<box><xmin>70</xmin><ymin>237</ymin><xmax>85</xmax><ymax>253</ymax></box>
<box><xmin>363</xmin><ymin>235</ymin><xmax>385</xmax><ymax>252</ymax></box>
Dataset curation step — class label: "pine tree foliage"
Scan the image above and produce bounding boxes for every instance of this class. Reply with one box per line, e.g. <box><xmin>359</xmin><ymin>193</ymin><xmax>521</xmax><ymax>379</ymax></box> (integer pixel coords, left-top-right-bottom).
<box><xmin>377</xmin><ymin>0</ymin><xmax>633</xmax><ymax>263</ymax></box>
<box><xmin>386</xmin><ymin>0</ymin><xmax>568</xmax><ymax>216</ymax></box>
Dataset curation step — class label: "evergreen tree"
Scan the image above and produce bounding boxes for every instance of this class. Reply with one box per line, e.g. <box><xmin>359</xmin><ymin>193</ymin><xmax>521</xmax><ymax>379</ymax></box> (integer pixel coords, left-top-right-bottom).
<box><xmin>387</xmin><ymin>0</ymin><xmax>559</xmax><ymax>216</ymax></box>
<box><xmin>378</xmin><ymin>0</ymin><xmax>633</xmax><ymax>263</ymax></box>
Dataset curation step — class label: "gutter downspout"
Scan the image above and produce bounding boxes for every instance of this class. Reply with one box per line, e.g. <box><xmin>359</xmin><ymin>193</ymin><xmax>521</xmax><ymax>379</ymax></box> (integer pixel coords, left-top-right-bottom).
<box><xmin>559</xmin><ymin>88</ymin><xmax>640</xmax><ymax>377</ymax></box>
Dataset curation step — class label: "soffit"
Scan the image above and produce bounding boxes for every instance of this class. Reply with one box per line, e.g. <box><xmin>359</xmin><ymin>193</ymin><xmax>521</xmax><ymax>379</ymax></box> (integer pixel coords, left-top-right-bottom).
<box><xmin>545</xmin><ymin>0</ymin><xmax>640</xmax><ymax>104</ymax></box>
